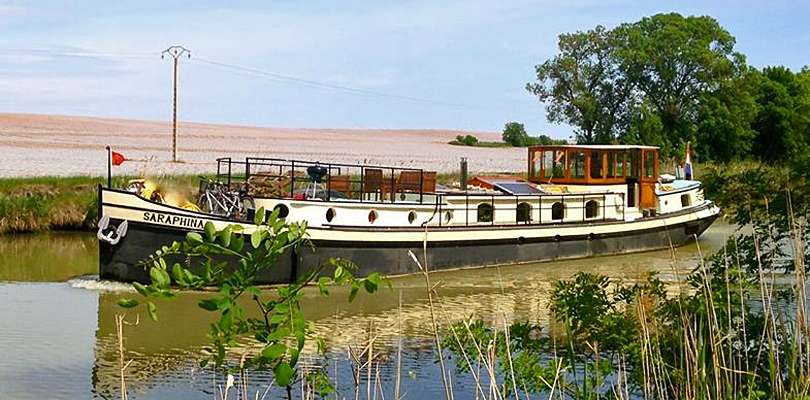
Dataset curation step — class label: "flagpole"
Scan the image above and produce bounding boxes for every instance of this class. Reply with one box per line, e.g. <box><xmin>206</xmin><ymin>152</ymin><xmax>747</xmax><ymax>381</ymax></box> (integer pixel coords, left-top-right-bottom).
<box><xmin>106</xmin><ymin>146</ymin><xmax>111</xmax><ymax>188</ymax></box>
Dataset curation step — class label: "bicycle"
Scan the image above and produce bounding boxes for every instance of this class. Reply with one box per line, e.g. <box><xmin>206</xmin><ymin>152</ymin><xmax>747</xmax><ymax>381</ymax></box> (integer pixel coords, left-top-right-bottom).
<box><xmin>197</xmin><ymin>177</ymin><xmax>254</xmax><ymax>219</ymax></box>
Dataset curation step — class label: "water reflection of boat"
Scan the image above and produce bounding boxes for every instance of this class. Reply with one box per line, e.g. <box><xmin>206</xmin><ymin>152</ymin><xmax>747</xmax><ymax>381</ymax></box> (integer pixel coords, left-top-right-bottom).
<box><xmin>98</xmin><ymin>144</ymin><xmax>719</xmax><ymax>283</ymax></box>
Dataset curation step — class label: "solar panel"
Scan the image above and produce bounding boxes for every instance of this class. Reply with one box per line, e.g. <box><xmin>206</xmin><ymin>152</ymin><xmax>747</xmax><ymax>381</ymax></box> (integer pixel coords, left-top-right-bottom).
<box><xmin>494</xmin><ymin>182</ymin><xmax>543</xmax><ymax>195</ymax></box>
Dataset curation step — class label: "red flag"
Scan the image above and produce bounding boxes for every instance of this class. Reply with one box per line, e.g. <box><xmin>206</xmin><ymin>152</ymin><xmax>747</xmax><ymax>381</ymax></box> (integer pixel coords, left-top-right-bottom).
<box><xmin>111</xmin><ymin>151</ymin><xmax>126</xmax><ymax>166</ymax></box>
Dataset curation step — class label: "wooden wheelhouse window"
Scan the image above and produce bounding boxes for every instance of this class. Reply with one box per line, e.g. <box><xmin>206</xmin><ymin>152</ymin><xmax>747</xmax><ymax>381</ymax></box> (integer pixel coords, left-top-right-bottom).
<box><xmin>616</xmin><ymin>151</ymin><xmax>626</xmax><ymax>177</ymax></box>
<box><xmin>543</xmin><ymin>150</ymin><xmax>565</xmax><ymax>178</ymax></box>
<box><xmin>531</xmin><ymin>151</ymin><xmax>542</xmax><ymax>178</ymax></box>
<box><xmin>551</xmin><ymin>202</ymin><xmax>564</xmax><ymax>220</ymax></box>
<box><xmin>477</xmin><ymin>203</ymin><xmax>493</xmax><ymax>223</ymax></box>
<box><xmin>517</xmin><ymin>202</ymin><xmax>532</xmax><ymax>223</ymax></box>
<box><xmin>569</xmin><ymin>151</ymin><xmax>585</xmax><ymax>179</ymax></box>
<box><xmin>607</xmin><ymin>151</ymin><xmax>615</xmax><ymax>178</ymax></box>
<box><xmin>590</xmin><ymin>151</ymin><xmax>604</xmax><ymax>179</ymax></box>
<box><xmin>644</xmin><ymin>151</ymin><xmax>656</xmax><ymax>178</ymax></box>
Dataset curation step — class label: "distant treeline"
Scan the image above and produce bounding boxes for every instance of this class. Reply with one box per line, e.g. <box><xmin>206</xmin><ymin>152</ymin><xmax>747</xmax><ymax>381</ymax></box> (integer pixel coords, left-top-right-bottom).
<box><xmin>528</xmin><ymin>12</ymin><xmax>810</xmax><ymax>163</ymax></box>
<box><xmin>449</xmin><ymin>122</ymin><xmax>566</xmax><ymax>148</ymax></box>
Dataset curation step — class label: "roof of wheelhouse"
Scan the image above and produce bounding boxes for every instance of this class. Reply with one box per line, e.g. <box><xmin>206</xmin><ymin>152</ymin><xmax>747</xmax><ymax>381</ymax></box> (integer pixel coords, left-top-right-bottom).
<box><xmin>528</xmin><ymin>144</ymin><xmax>660</xmax><ymax>151</ymax></box>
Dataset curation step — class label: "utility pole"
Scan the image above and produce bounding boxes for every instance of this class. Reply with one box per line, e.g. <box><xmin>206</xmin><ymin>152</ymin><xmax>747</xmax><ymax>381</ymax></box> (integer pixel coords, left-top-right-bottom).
<box><xmin>161</xmin><ymin>45</ymin><xmax>191</xmax><ymax>162</ymax></box>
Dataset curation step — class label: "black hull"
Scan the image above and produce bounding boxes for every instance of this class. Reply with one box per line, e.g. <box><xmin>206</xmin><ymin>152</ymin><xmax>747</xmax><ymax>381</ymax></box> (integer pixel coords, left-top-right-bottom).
<box><xmin>100</xmin><ymin>213</ymin><xmax>718</xmax><ymax>284</ymax></box>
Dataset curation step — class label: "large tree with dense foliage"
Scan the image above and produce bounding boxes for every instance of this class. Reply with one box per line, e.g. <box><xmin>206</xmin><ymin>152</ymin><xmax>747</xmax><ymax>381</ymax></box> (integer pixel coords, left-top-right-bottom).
<box><xmin>612</xmin><ymin>13</ymin><xmax>745</xmax><ymax>156</ymax></box>
<box><xmin>529</xmin><ymin>13</ymin><xmax>752</xmax><ymax>159</ymax></box>
<box><xmin>527</xmin><ymin>25</ymin><xmax>632</xmax><ymax>144</ymax></box>
<box><xmin>750</xmin><ymin>66</ymin><xmax>810</xmax><ymax>162</ymax></box>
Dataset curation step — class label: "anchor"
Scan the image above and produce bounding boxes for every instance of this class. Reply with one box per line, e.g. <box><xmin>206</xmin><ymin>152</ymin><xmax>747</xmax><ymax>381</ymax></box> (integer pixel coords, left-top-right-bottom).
<box><xmin>97</xmin><ymin>214</ymin><xmax>128</xmax><ymax>245</ymax></box>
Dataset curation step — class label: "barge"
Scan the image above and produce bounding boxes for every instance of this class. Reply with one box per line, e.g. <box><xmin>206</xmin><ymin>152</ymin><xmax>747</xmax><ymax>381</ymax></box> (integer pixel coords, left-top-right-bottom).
<box><xmin>98</xmin><ymin>144</ymin><xmax>720</xmax><ymax>283</ymax></box>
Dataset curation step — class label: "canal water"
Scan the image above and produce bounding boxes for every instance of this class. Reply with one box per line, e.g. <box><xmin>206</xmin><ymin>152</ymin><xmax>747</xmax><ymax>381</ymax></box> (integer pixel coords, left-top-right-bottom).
<box><xmin>0</xmin><ymin>222</ymin><xmax>736</xmax><ymax>400</ymax></box>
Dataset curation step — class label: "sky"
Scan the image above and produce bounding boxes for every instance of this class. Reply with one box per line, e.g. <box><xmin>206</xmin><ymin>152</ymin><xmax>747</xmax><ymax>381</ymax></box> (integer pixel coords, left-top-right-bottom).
<box><xmin>0</xmin><ymin>0</ymin><xmax>807</xmax><ymax>139</ymax></box>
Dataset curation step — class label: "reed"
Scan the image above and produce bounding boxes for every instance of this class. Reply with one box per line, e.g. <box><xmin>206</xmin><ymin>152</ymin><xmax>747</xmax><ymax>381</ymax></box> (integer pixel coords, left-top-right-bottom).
<box><xmin>0</xmin><ymin>174</ymin><xmax>207</xmax><ymax>234</ymax></box>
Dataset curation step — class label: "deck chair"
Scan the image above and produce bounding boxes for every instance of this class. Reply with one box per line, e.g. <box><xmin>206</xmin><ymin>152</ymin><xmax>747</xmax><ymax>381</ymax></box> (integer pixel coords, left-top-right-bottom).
<box><xmin>363</xmin><ymin>168</ymin><xmax>385</xmax><ymax>201</ymax></box>
<box><xmin>328</xmin><ymin>174</ymin><xmax>351</xmax><ymax>198</ymax></box>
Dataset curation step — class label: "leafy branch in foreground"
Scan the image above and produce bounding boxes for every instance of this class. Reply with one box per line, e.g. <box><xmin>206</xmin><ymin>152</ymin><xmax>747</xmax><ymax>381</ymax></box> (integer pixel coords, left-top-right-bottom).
<box><xmin>118</xmin><ymin>207</ymin><xmax>389</xmax><ymax>398</ymax></box>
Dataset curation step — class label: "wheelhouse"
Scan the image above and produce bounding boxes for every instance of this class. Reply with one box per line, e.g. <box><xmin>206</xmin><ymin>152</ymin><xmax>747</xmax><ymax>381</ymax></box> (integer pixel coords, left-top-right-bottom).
<box><xmin>528</xmin><ymin>145</ymin><xmax>660</xmax><ymax>209</ymax></box>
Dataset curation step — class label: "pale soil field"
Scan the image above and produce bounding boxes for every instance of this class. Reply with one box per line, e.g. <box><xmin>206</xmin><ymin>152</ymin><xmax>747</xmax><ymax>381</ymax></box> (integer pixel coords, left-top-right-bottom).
<box><xmin>0</xmin><ymin>113</ymin><xmax>525</xmax><ymax>178</ymax></box>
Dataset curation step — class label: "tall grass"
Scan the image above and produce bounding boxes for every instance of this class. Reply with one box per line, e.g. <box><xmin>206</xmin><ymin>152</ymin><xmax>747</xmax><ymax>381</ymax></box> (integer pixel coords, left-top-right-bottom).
<box><xmin>0</xmin><ymin>174</ymin><xmax>205</xmax><ymax>234</ymax></box>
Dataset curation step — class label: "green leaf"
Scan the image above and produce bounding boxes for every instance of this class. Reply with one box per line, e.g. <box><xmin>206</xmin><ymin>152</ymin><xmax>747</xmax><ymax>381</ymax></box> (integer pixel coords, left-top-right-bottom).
<box><xmin>171</xmin><ymin>264</ymin><xmax>186</xmax><ymax>285</ymax></box>
<box><xmin>149</xmin><ymin>266</ymin><xmax>170</xmax><ymax>288</ymax></box>
<box><xmin>117</xmin><ymin>298</ymin><xmax>139</xmax><ymax>308</ymax></box>
<box><xmin>219</xmin><ymin>310</ymin><xmax>233</xmax><ymax>330</ymax></box>
<box><xmin>274</xmin><ymin>361</ymin><xmax>294</xmax><ymax>387</ymax></box>
<box><xmin>230</xmin><ymin>234</ymin><xmax>244</xmax><ymax>252</ymax></box>
<box><xmin>132</xmin><ymin>282</ymin><xmax>149</xmax><ymax>297</ymax></box>
<box><xmin>251</xmin><ymin>230</ymin><xmax>263</xmax><ymax>249</ymax></box>
<box><xmin>262</xmin><ymin>343</ymin><xmax>287</xmax><ymax>359</ymax></box>
<box><xmin>366</xmin><ymin>272</ymin><xmax>381</xmax><ymax>286</ymax></box>
<box><xmin>199</xmin><ymin>299</ymin><xmax>219</xmax><ymax>311</ymax></box>
<box><xmin>204</xmin><ymin>221</ymin><xmax>216</xmax><ymax>241</ymax></box>
<box><xmin>348</xmin><ymin>285</ymin><xmax>359</xmax><ymax>302</ymax></box>
<box><xmin>254</xmin><ymin>207</ymin><xmax>266</xmax><ymax>226</ymax></box>
<box><xmin>187</xmin><ymin>232</ymin><xmax>204</xmax><ymax>246</ymax></box>
<box><xmin>219</xmin><ymin>226</ymin><xmax>232</xmax><ymax>247</ymax></box>
<box><xmin>364</xmin><ymin>278</ymin><xmax>378</xmax><ymax>294</ymax></box>
<box><xmin>265</xmin><ymin>328</ymin><xmax>290</xmax><ymax>342</ymax></box>
<box><xmin>199</xmin><ymin>359</ymin><xmax>209</xmax><ymax>368</ymax></box>
<box><xmin>245</xmin><ymin>286</ymin><xmax>262</xmax><ymax>297</ymax></box>
<box><xmin>147</xmin><ymin>301</ymin><xmax>158</xmax><ymax>322</ymax></box>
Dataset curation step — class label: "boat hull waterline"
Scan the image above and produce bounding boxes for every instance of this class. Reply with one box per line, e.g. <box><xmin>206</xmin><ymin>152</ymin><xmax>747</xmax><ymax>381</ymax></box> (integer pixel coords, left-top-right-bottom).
<box><xmin>99</xmin><ymin>187</ymin><xmax>721</xmax><ymax>284</ymax></box>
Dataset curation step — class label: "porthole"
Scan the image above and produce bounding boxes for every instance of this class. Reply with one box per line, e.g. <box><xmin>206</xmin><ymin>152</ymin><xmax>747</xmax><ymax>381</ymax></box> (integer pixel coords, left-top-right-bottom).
<box><xmin>444</xmin><ymin>210</ymin><xmax>453</xmax><ymax>224</ymax></box>
<box><xmin>554</xmin><ymin>234</ymin><xmax>562</xmax><ymax>242</ymax></box>
<box><xmin>588</xmin><ymin>233</ymin><xmax>595</xmax><ymax>241</ymax></box>
<box><xmin>408</xmin><ymin>210</ymin><xmax>417</xmax><ymax>224</ymax></box>
<box><xmin>368</xmin><ymin>210</ymin><xmax>378</xmax><ymax>224</ymax></box>
<box><xmin>273</xmin><ymin>204</ymin><xmax>289</xmax><ymax>219</ymax></box>
<box><xmin>326</xmin><ymin>207</ymin><xmax>336</xmax><ymax>223</ymax></box>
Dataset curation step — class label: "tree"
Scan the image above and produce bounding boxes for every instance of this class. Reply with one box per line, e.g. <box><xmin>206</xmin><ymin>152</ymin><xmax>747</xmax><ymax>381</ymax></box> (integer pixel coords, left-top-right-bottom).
<box><xmin>613</xmin><ymin>13</ymin><xmax>745</xmax><ymax>156</ymax></box>
<box><xmin>750</xmin><ymin>66</ymin><xmax>810</xmax><ymax>162</ymax></box>
<box><xmin>502</xmin><ymin>122</ymin><xmax>530</xmax><ymax>146</ymax></box>
<box><xmin>527</xmin><ymin>25</ymin><xmax>632</xmax><ymax>144</ymax></box>
<box><xmin>695</xmin><ymin>67</ymin><xmax>758</xmax><ymax>162</ymax></box>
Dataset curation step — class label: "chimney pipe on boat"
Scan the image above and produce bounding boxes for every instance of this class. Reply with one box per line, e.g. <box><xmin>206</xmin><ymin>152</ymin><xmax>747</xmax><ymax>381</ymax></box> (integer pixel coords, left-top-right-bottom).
<box><xmin>460</xmin><ymin>157</ymin><xmax>468</xmax><ymax>191</ymax></box>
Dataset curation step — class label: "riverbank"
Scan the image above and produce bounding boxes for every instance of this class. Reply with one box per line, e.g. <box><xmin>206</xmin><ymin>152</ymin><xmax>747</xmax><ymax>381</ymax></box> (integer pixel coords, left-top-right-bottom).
<box><xmin>0</xmin><ymin>175</ymin><xmax>202</xmax><ymax>234</ymax></box>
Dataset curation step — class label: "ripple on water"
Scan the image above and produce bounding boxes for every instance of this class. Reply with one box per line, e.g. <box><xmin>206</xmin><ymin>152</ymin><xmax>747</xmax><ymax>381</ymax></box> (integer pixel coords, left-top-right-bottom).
<box><xmin>68</xmin><ymin>275</ymin><xmax>136</xmax><ymax>293</ymax></box>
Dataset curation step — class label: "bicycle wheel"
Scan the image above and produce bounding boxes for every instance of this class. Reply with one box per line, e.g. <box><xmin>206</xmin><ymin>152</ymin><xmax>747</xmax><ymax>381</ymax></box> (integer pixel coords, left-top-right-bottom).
<box><xmin>238</xmin><ymin>196</ymin><xmax>255</xmax><ymax>220</ymax></box>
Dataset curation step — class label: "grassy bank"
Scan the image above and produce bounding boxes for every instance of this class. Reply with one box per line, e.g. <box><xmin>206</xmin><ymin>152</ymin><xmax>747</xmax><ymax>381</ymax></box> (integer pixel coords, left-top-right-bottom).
<box><xmin>0</xmin><ymin>175</ymin><xmax>203</xmax><ymax>234</ymax></box>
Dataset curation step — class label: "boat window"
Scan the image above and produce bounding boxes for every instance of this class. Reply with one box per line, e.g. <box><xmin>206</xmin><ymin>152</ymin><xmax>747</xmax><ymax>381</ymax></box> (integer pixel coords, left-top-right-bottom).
<box><xmin>607</xmin><ymin>151</ymin><xmax>615</xmax><ymax>178</ymax></box>
<box><xmin>477</xmin><ymin>203</ymin><xmax>494</xmax><ymax>223</ymax></box>
<box><xmin>444</xmin><ymin>210</ymin><xmax>453</xmax><ymax>224</ymax></box>
<box><xmin>585</xmin><ymin>200</ymin><xmax>599</xmax><ymax>218</ymax></box>
<box><xmin>616</xmin><ymin>151</ymin><xmax>626</xmax><ymax>177</ymax></box>
<box><xmin>517</xmin><ymin>202</ymin><xmax>532</xmax><ymax>223</ymax></box>
<box><xmin>569</xmin><ymin>151</ymin><xmax>585</xmax><ymax>179</ymax></box>
<box><xmin>590</xmin><ymin>151</ymin><xmax>603</xmax><ymax>179</ymax></box>
<box><xmin>630</xmin><ymin>150</ymin><xmax>641</xmax><ymax>178</ymax></box>
<box><xmin>551</xmin><ymin>202</ymin><xmax>564</xmax><ymax>221</ymax></box>
<box><xmin>681</xmin><ymin>194</ymin><xmax>691</xmax><ymax>207</ymax></box>
<box><xmin>408</xmin><ymin>210</ymin><xmax>417</xmax><ymax>224</ymax></box>
<box><xmin>644</xmin><ymin>151</ymin><xmax>655</xmax><ymax>178</ymax></box>
<box><xmin>368</xmin><ymin>210</ymin><xmax>378</xmax><ymax>224</ymax></box>
<box><xmin>273</xmin><ymin>204</ymin><xmax>289</xmax><ymax>219</ymax></box>
<box><xmin>531</xmin><ymin>151</ymin><xmax>542</xmax><ymax>178</ymax></box>
<box><xmin>543</xmin><ymin>150</ymin><xmax>565</xmax><ymax>178</ymax></box>
<box><xmin>326</xmin><ymin>207</ymin><xmax>336</xmax><ymax>223</ymax></box>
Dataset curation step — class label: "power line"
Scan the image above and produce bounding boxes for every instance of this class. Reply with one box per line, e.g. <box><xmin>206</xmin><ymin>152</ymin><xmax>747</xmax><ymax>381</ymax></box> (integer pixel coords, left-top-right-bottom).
<box><xmin>193</xmin><ymin>57</ymin><xmax>474</xmax><ymax>109</ymax></box>
<box><xmin>0</xmin><ymin>47</ymin><xmax>478</xmax><ymax>109</ymax></box>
